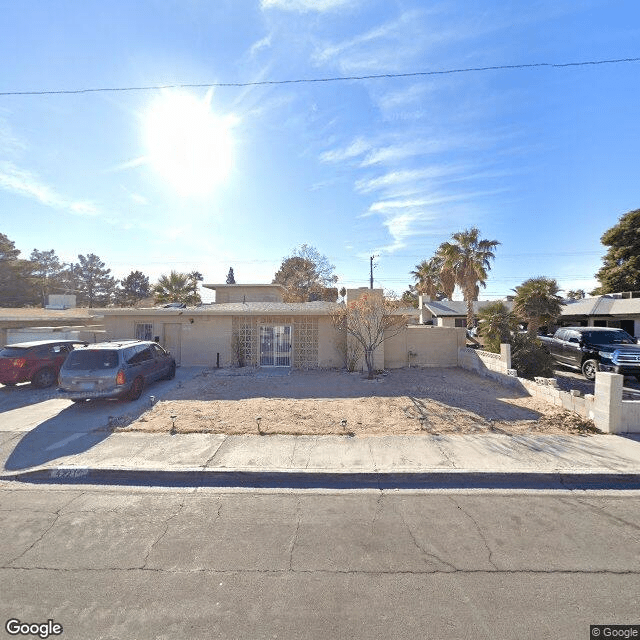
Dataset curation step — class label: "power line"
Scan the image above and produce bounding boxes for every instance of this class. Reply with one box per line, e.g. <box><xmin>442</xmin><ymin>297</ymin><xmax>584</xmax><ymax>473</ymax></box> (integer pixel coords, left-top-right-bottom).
<box><xmin>1</xmin><ymin>56</ymin><xmax>639</xmax><ymax>97</ymax></box>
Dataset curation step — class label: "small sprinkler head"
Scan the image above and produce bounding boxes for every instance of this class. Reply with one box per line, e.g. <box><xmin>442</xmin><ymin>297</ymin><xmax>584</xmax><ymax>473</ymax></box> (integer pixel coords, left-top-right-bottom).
<box><xmin>255</xmin><ymin>415</ymin><xmax>263</xmax><ymax>434</ymax></box>
<box><xmin>341</xmin><ymin>419</ymin><xmax>348</xmax><ymax>431</ymax></box>
<box><xmin>170</xmin><ymin>414</ymin><xmax>178</xmax><ymax>435</ymax></box>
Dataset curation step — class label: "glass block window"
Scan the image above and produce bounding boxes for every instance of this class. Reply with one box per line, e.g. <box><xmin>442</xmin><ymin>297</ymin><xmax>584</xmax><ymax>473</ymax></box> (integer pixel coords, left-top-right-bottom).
<box><xmin>293</xmin><ymin>316</ymin><xmax>319</xmax><ymax>368</ymax></box>
<box><xmin>134</xmin><ymin>323</ymin><xmax>154</xmax><ymax>341</ymax></box>
<box><xmin>232</xmin><ymin>316</ymin><xmax>258</xmax><ymax>366</ymax></box>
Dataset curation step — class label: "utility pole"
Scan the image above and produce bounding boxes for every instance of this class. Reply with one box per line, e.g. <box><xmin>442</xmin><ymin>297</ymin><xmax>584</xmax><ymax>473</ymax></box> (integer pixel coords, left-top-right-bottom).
<box><xmin>369</xmin><ymin>255</ymin><xmax>378</xmax><ymax>289</ymax></box>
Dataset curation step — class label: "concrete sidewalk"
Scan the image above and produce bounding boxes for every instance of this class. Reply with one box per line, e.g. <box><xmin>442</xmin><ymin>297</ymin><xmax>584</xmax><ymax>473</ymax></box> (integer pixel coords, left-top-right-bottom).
<box><xmin>3</xmin><ymin>429</ymin><xmax>640</xmax><ymax>489</ymax></box>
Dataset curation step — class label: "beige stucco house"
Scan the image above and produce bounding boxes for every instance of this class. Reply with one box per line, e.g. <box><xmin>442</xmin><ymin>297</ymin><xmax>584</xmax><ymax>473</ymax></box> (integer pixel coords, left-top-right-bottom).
<box><xmin>418</xmin><ymin>297</ymin><xmax>514</xmax><ymax>328</ymax></box>
<box><xmin>559</xmin><ymin>292</ymin><xmax>640</xmax><ymax>337</ymax></box>
<box><xmin>94</xmin><ymin>285</ymin><xmax>466</xmax><ymax>370</ymax></box>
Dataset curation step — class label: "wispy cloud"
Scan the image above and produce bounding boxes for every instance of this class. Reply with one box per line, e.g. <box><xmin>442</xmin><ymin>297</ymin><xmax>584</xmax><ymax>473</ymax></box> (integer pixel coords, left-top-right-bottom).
<box><xmin>313</xmin><ymin>9</ymin><xmax>443</xmax><ymax>74</ymax></box>
<box><xmin>0</xmin><ymin>115</ymin><xmax>28</xmax><ymax>156</ymax></box>
<box><xmin>249</xmin><ymin>34</ymin><xmax>273</xmax><ymax>57</ymax></box>
<box><xmin>261</xmin><ymin>0</ymin><xmax>358</xmax><ymax>13</ymax></box>
<box><xmin>355</xmin><ymin>166</ymin><xmax>463</xmax><ymax>194</ymax></box>
<box><xmin>319</xmin><ymin>137</ymin><xmax>370</xmax><ymax>163</ymax></box>
<box><xmin>0</xmin><ymin>161</ymin><xmax>100</xmax><ymax>216</ymax></box>
<box><xmin>105</xmin><ymin>156</ymin><xmax>148</xmax><ymax>173</ymax></box>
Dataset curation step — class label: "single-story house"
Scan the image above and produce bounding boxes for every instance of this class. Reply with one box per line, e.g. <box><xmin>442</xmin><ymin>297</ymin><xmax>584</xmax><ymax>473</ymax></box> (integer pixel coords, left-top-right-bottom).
<box><xmin>558</xmin><ymin>292</ymin><xmax>640</xmax><ymax>337</ymax></box>
<box><xmin>0</xmin><ymin>307</ymin><xmax>105</xmax><ymax>345</ymax></box>
<box><xmin>418</xmin><ymin>297</ymin><xmax>514</xmax><ymax>328</ymax></box>
<box><xmin>93</xmin><ymin>285</ymin><xmax>466</xmax><ymax>369</ymax></box>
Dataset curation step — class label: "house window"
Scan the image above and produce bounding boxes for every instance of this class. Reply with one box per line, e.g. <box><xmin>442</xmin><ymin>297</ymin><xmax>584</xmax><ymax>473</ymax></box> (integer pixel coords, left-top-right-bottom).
<box><xmin>454</xmin><ymin>318</ymin><xmax>467</xmax><ymax>328</ymax></box>
<box><xmin>135</xmin><ymin>323</ymin><xmax>153</xmax><ymax>341</ymax></box>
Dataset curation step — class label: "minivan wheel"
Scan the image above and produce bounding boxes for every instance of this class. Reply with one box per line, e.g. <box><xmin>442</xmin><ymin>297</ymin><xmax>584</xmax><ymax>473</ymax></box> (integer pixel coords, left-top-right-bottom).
<box><xmin>581</xmin><ymin>359</ymin><xmax>599</xmax><ymax>381</ymax></box>
<box><xmin>33</xmin><ymin>368</ymin><xmax>56</xmax><ymax>388</ymax></box>
<box><xmin>164</xmin><ymin>362</ymin><xmax>176</xmax><ymax>380</ymax></box>
<box><xmin>127</xmin><ymin>376</ymin><xmax>144</xmax><ymax>401</ymax></box>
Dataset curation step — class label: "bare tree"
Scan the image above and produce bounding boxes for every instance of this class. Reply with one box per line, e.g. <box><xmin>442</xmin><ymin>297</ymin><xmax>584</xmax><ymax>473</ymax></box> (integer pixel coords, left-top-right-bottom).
<box><xmin>331</xmin><ymin>292</ymin><xmax>408</xmax><ymax>379</ymax></box>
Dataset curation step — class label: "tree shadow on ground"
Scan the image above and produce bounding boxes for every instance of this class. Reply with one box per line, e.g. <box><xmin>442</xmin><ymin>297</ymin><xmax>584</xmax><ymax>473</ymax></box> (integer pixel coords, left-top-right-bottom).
<box><xmin>162</xmin><ymin>367</ymin><xmax>544</xmax><ymax>423</ymax></box>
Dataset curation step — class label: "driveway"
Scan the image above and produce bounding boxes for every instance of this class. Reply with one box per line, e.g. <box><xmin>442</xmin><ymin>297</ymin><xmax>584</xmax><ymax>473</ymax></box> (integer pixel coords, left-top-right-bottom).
<box><xmin>554</xmin><ymin>367</ymin><xmax>640</xmax><ymax>400</ymax></box>
<box><xmin>0</xmin><ymin>367</ymin><xmax>205</xmax><ymax>471</ymax></box>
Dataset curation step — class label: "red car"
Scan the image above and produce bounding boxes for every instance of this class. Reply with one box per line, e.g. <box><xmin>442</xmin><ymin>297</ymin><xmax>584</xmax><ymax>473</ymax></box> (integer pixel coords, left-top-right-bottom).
<box><xmin>0</xmin><ymin>340</ymin><xmax>87</xmax><ymax>388</ymax></box>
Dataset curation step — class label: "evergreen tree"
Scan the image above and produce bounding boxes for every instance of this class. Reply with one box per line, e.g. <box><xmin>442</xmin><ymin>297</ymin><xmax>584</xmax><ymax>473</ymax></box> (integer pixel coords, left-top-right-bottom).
<box><xmin>71</xmin><ymin>253</ymin><xmax>118</xmax><ymax>307</ymax></box>
<box><xmin>0</xmin><ymin>233</ymin><xmax>37</xmax><ymax>306</ymax></box>
<box><xmin>116</xmin><ymin>270</ymin><xmax>150</xmax><ymax>306</ymax></box>
<box><xmin>226</xmin><ymin>267</ymin><xmax>236</xmax><ymax>284</ymax></box>
<box><xmin>29</xmin><ymin>249</ymin><xmax>66</xmax><ymax>307</ymax></box>
<box><xmin>593</xmin><ymin>209</ymin><xmax>640</xmax><ymax>294</ymax></box>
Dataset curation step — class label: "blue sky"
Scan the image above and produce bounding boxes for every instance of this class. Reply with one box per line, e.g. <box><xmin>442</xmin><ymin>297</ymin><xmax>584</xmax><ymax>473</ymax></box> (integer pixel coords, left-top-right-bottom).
<box><xmin>1</xmin><ymin>0</ymin><xmax>639</xmax><ymax>303</ymax></box>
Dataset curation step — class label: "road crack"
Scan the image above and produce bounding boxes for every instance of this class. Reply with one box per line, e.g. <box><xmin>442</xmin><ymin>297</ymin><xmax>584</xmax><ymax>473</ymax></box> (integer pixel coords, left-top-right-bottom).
<box><xmin>396</xmin><ymin>504</ymin><xmax>457</xmax><ymax>572</ymax></box>
<box><xmin>8</xmin><ymin>492</ymin><xmax>83</xmax><ymax>566</ymax></box>
<box><xmin>449</xmin><ymin>497</ymin><xmax>498</xmax><ymax>570</ymax></box>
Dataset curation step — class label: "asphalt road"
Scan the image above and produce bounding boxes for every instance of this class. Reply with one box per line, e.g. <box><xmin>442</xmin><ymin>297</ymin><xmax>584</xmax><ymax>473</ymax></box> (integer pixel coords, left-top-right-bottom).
<box><xmin>1</xmin><ymin>484</ymin><xmax>639</xmax><ymax>640</ymax></box>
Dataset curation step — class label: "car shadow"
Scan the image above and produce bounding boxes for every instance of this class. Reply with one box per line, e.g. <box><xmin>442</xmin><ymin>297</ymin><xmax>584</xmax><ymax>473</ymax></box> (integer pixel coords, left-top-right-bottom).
<box><xmin>4</xmin><ymin>403</ymin><xmax>114</xmax><ymax>471</ymax></box>
<box><xmin>3</xmin><ymin>367</ymin><xmax>204</xmax><ymax>471</ymax></box>
<box><xmin>0</xmin><ymin>383</ymin><xmax>61</xmax><ymax>412</ymax></box>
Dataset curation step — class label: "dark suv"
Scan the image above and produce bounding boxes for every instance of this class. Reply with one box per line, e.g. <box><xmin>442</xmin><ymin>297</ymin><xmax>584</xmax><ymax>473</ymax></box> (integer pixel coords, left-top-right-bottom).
<box><xmin>58</xmin><ymin>340</ymin><xmax>176</xmax><ymax>402</ymax></box>
<box><xmin>0</xmin><ymin>340</ymin><xmax>87</xmax><ymax>388</ymax></box>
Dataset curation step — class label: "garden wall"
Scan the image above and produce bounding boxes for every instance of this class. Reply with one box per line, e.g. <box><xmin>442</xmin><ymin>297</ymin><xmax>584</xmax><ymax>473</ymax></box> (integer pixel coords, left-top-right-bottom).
<box><xmin>458</xmin><ymin>346</ymin><xmax>640</xmax><ymax>434</ymax></box>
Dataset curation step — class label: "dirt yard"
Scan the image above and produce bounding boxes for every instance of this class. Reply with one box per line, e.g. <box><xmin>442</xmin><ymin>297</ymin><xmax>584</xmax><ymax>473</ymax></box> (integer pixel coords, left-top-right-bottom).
<box><xmin>119</xmin><ymin>367</ymin><xmax>598</xmax><ymax>437</ymax></box>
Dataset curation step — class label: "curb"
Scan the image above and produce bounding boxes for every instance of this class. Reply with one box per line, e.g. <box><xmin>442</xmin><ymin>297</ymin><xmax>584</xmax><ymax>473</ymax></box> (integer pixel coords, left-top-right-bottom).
<box><xmin>3</xmin><ymin>468</ymin><xmax>640</xmax><ymax>490</ymax></box>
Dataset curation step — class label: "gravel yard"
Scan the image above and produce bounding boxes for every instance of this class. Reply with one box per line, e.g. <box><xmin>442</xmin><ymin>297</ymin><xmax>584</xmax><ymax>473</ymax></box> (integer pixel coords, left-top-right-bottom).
<box><xmin>119</xmin><ymin>367</ymin><xmax>599</xmax><ymax>437</ymax></box>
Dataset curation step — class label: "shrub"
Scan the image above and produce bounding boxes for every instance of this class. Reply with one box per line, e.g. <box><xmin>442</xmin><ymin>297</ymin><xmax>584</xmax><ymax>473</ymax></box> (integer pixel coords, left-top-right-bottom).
<box><xmin>509</xmin><ymin>333</ymin><xmax>555</xmax><ymax>380</ymax></box>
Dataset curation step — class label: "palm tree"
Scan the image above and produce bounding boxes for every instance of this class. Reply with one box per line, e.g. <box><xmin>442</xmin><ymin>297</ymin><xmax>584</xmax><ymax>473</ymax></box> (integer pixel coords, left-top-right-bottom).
<box><xmin>438</xmin><ymin>228</ymin><xmax>500</xmax><ymax>328</ymax></box>
<box><xmin>153</xmin><ymin>270</ymin><xmax>201</xmax><ymax>306</ymax></box>
<box><xmin>512</xmin><ymin>277</ymin><xmax>562</xmax><ymax>335</ymax></box>
<box><xmin>410</xmin><ymin>257</ymin><xmax>441</xmax><ymax>299</ymax></box>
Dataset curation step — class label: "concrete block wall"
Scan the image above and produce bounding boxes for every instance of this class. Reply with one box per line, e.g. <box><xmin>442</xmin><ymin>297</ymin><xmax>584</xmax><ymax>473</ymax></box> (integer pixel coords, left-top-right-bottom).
<box><xmin>459</xmin><ymin>346</ymin><xmax>596</xmax><ymax>420</ymax></box>
<box><xmin>458</xmin><ymin>347</ymin><xmax>517</xmax><ymax>380</ymax></box>
<box><xmin>459</xmin><ymin>347</ymin><xmax>640</xmax><ymax>434</ymax></box>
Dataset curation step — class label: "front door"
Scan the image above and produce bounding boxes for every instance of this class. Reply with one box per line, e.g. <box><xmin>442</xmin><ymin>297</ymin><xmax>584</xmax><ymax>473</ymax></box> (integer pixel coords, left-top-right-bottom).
<box><xmin>260</xmin><ymin>325</ymin><xmax>291</xmax><ymax>367</ymax></box>
<box><xmin>163</xmin><ymin>323</ymin><xmax>182</xmax><ymax>365</ymax></box>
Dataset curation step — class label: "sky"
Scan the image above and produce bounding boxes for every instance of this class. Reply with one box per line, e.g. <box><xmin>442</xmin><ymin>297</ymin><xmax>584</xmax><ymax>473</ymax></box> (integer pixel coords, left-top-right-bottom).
<box><xmin>1</xmin><ymin>0</ymin><xmax>639</xmax><ymax>304</ymax></box>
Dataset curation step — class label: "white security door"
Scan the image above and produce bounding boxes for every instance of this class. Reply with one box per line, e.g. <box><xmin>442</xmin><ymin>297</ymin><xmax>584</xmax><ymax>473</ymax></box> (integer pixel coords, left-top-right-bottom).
<box><xmin>260</xmin><ymin>325</ymin><xmax>291</xmax><ymax>366</ymax></box>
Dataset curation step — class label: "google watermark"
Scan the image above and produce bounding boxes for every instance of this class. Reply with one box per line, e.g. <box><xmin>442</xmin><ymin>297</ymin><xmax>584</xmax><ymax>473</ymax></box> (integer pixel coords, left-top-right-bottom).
<box><xmin>5</xmin><ymin>619</ymin><xmax>63</xmax><ymax>638</ymax></box>
<box><xmin>591</xmin><ymin>626</ymin><xmax>640</xmax><ymax>638</ymax></box>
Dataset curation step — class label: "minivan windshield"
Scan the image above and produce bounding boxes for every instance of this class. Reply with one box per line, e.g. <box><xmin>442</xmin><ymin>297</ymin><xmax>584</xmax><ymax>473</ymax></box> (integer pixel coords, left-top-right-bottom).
<box><xmin>64</xmin><ymin>350</ymin><xmax>119</xmax><ymax>370</ymax></box>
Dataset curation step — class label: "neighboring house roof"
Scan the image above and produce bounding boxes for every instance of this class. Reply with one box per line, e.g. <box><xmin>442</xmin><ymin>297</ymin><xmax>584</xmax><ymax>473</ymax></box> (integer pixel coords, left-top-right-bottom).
<box><xmin>0</xmin><ymin>307</ymin><xmax>99</xmax><ymax>330</ymax></box>
<box><xmin>203</xmin><ymin>283</ymin><xmax>285</xmax><ymax>291</ymax></box>
<box><xmin>423</xmin><ymin>300</ymin><xmax>513</xmax><ymax>317</ymax></box>
<box><xmin>561</xmin><ymin>296</ymin><xmax>640</xmax><ymax>317</ymax></box>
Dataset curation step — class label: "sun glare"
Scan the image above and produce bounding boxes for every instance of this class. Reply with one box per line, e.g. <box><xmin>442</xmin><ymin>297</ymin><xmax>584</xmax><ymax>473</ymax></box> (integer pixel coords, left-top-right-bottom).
<box><xmin>143</xmin><ymin>90</ymin><xmax>235</xmax><ymax>197</ymax></box>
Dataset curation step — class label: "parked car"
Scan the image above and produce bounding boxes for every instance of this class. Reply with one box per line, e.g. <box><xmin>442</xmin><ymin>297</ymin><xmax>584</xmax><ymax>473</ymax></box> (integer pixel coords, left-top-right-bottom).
<box><xmin>58</xmin><ymin>339</ymin><xmax>176</xmax><ymax>402</ymax></box>
<box><xmin>539</xmin><ymin>327</ymin><xmax>640</xmax><ymax>381</ymax></box>
<box><xmin>0</xmin><ymin>339</ymin><xmax>88</xmax><ymax>388</ymax></box>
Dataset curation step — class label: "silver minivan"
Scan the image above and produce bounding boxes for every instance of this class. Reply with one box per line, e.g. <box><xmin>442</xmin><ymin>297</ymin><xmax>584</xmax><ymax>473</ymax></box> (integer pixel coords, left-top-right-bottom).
<box><xmin>58</xmin><ymin>340</ymin><xmax>176</xmax><ymax>402</ymax></box>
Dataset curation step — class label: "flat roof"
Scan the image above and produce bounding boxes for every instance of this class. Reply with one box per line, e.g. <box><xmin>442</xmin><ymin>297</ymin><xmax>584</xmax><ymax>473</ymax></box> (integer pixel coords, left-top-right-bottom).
<box><xmin>203</xmin><ymin>283</ymin><xmax>285</xmax><ymax>291</ymax></box>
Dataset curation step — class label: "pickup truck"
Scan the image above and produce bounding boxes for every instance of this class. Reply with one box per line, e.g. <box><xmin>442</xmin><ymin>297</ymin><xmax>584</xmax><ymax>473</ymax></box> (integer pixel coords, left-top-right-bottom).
<box><xmin>539</xmin><ymin>327</ymin><xmax>640</xmax><ymax>381</ymax></box>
